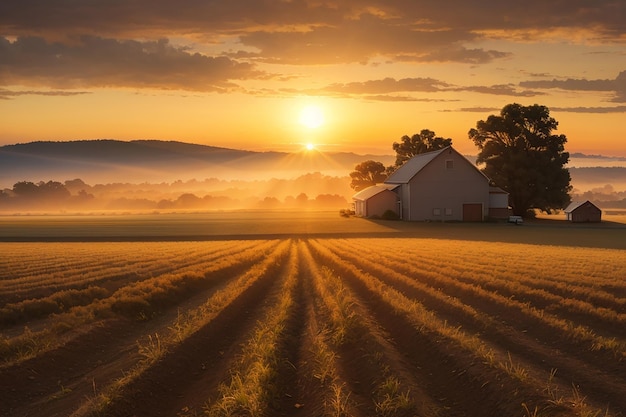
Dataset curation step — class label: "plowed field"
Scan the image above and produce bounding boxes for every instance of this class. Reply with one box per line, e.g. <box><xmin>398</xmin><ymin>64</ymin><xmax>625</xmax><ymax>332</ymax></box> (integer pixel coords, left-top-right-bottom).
<box><xmin>1</xmin><ymin>237</ymin><xmax>625</xmax><ymax>417</ymax></box>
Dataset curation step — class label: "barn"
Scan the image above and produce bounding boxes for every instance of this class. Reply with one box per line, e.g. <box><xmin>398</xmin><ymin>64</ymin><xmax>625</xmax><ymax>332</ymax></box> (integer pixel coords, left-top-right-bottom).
<box><xmin>353</xmin><ymin>146</ymin><xmax>510</xmax><ymax>221</ymax></box>
<box><xmin>564</xmin><ymin>200</ymin><xmax>602</xmax><ymax>223</ymax></box>
<box><xmin>352</xmin><ymin>184</ymin><xmax>400</xmax><ymax>218</ymax></box>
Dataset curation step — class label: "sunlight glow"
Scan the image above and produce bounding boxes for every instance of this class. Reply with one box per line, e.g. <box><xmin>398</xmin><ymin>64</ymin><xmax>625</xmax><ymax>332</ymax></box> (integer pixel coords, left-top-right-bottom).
<box><xmin>299</xmin><ymin>105</ymin><xmax>324</xmax><ymax>129</ymax></box>
<box><xmin>305</xmin><ymin>143</ymin><xmax>315</xmax><ymax>150</ymax></box>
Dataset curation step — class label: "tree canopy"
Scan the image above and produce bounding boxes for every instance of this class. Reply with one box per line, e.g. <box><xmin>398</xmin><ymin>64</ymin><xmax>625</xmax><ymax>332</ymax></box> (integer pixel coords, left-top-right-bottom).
<box><xmin>349</xmin><ymin>160</ymin><xmax>388</xmax><ymax>191</ymax></box>
<box><xmin>392</xmin><ymin>129</ymin><xmax>452</xmax><ymax>166</ymax></box>
<box><xmin>468</xmin><ymin>103</ymin><xmax>571</xmax><ymax>216</ymax></box>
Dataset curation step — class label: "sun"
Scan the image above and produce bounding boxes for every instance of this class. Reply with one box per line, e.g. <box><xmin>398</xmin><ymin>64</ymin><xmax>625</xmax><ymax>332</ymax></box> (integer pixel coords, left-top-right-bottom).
<box><xmin>299</xmin><ymin>105</ymin><xmax>324</xmax><ymax>129</ymax></box>
<box><xmin>305</xmin><ymin>143</ymin><xmax>315</xmax><ymax>150</ymax></box>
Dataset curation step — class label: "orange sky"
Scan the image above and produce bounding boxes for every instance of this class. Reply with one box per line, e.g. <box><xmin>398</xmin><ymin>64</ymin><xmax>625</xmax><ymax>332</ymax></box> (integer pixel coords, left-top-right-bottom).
<box><xmin>1</xmin><ymin>1</ymin><xmax>625</xmax><ymax>157</ymax></box>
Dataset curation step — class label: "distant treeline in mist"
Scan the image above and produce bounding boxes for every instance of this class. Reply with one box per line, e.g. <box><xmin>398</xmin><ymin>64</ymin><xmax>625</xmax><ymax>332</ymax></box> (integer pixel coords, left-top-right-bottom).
<box><xmin>571</xmin><ymin>185</ymin><xmax>626</xmax><ymax>209</ymax></box>
<box><xmin>2</xmin><ymin>173</ymin><xmax>626</xmax><ymax>213</ymax></box>
<box><xmin>0</xmin><ymin>173</ymin><xmax>354</xmax><ymax>212</ymax></box>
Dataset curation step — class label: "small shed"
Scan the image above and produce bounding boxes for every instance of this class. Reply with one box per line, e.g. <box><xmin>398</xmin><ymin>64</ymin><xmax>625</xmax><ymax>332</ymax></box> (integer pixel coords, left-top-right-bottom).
<box><xmin>352</xmin><ymin>184</ymin><xmax>399</xmax><ymax>218</ymax></box>
<box><xmin>564</xmin><ymin>200</ymin><xmax>602</xmax><ymax>223</ymax></box>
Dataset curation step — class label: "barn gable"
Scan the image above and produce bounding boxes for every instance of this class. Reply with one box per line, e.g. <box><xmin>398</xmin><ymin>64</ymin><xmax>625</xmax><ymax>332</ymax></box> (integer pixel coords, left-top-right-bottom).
<box><xmin>385</xmin><ymin>146</ymin><xmax>492</xmax><ymax>221</ymax></box>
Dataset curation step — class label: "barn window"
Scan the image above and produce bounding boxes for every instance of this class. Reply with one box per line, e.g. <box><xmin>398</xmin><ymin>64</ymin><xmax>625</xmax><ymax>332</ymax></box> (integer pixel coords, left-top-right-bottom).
<box><xmin>433</xmin><ymin>208</ymin><xmax>441</xmax><ymax>216</ymax></box>
<box><xmin>445</xmin><ymin>208</ymin><xmax>453</xmax><ymax>216</ymax></box>
<box><xmin>445</xmin><ymin>160</ymin><xmax>454</xmax><ymax>169</ymax></box>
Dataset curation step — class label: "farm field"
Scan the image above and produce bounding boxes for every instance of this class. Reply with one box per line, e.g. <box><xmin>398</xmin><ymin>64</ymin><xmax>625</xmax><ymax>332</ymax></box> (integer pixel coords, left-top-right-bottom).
<box><xmin>1</xmin><ymin>232</ymin><xmax>625</xmax><ymax>416</ymax></box>
<box><xmin>1</xmin><ymin>211</ymin><xmax>626</xmax><ymax>249</ymax></box>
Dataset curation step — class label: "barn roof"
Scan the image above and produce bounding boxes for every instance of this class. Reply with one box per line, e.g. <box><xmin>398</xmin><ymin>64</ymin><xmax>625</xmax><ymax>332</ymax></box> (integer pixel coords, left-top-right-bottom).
<box><xmin>384</xmin><ymin>147</ymin><xmax>447</xmax><ymax>184</ymax></box>
<box><xmin>564</xmin><ymin>200</ymin><xmax>600</xmax><ymax>213</ymax></box>
<box><xmin>384</xmin><ymin>146</ymin><xmax>489</xmax><ymax>184</ymax></box>
<box><xmin>352</xmin><ymin>184</ymin><xmax>398</xmax><ymax>201</ymax></box>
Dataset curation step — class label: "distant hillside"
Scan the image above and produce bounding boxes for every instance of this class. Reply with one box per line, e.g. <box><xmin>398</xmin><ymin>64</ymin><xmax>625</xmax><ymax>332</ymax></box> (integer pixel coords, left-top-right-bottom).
<box><xmin>0</xmin><ymin>140</ymin><xmax>395</xmax><ymax>186</ymax></box>
<box><xmin>2</xmin><ymin>140</ymin><xmax>625</xmax><ymax>192</ymax></box>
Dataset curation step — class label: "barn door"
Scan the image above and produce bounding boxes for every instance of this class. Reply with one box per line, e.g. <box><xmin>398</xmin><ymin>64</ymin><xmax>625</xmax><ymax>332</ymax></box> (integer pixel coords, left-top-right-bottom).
<box><xmin>462</xmin><ymin>203</ymin><xmax>483</xmax><ymax>222</ymax></box>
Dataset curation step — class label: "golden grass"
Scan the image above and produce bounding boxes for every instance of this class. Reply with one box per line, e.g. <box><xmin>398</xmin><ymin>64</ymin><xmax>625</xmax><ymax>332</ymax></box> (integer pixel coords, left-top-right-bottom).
<box><xmin>1</xmin><ymin>234</ymin><xmax>623</xmax><ymax>417</ymax></box>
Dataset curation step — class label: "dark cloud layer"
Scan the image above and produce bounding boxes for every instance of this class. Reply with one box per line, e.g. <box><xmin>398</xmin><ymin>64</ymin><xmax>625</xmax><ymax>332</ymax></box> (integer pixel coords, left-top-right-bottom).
<box><xmin>318</xmin><ymin>78</ymin><xmax>543</xmax><ymax>100</ymax></box>
<box><xmin>1</xmin><ymin>1</ymin><xmax>623</xmax><ymax>40</ymax></box>
<box><xmin>0</xmin><ymin>1</ymin><xmax>624</xmax><ymax>101</ymax></box>
<box><xmin>552</xmin><ymin>105</ymin><xmax>626</xmax><ymax>113</ymax></box>
<box><xmin>520</xmin><ymin>71</ymin><xmax>626</xmax><ymax>103</ymax></box>
<box><xmin>0</xmin><ymin>36</ymin><xmax>259</xmax><ymax>91</ymax></box>
<box><xmin>323</xmin><ymin>78</ymin><xmax>451</xmax><ymax>95</ymax></box>
<box><xmin>0</xmin><ymin>88</ymin><xmax>90</xmax><ymax>100</ymax></box>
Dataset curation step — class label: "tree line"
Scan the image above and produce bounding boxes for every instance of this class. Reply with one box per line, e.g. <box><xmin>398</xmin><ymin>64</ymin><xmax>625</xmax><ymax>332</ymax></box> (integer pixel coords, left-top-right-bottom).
<box><xmin>0</xmin><ymin>178</ymin><xmax>350</xmax><ymax>211</ymax></box>
<box><xmin>350</xmin><ymin>103</ymin><xmax>572</xmax><ymax>217</ymax></box>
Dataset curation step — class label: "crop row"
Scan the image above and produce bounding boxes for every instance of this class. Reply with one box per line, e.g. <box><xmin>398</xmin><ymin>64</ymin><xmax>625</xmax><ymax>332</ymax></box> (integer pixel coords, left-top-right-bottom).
<box><xmin>0</xmin><ymin>241</ymin><xmax>255</xmax><ymax>301</ymax></box>
<box><xmin>320</xmin><ymin>241</ymin><xmax>626</xmax><ymax>360</ymax></box>
<box><xmin>309</xmin><ymin>238</ymin><xmax>625</xmax><ymax>415</ymax></box>
<box><xmin>0</xmin><ymin>240</ymin><xmax>280</xmax><ymax>366</ymax></box>
<box><xmin>0</xmin><ymin>238</ymin><xmax>623</xmax><ymax>417</ymax></box>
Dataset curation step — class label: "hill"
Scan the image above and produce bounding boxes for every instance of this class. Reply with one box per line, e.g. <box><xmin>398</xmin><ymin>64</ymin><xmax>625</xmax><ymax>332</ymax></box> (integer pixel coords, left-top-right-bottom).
<box><xmin>0</xmin><ymin>139</ymin><xmax>395</xmax><ymax>186</ymax></box>
<box><xmin>2</xmin><ymin>140</ymin><xmax>625</xmax><ymax>194</ymax></box>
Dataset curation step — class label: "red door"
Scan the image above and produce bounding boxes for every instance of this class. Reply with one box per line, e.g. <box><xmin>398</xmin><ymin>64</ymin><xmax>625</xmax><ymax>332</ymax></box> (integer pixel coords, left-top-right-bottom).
<box><xmin>462</xmin><ymin>203</ymin><xmax>483</xmax><ymax>222</ymax></box>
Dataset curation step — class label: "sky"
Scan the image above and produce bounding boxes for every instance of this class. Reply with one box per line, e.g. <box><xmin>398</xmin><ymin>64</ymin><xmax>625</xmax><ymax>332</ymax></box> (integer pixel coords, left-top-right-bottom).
<box><xmin>1</xmin><ymin>1</ymin><xmax>625</xmax><ymax>157</ymax></box>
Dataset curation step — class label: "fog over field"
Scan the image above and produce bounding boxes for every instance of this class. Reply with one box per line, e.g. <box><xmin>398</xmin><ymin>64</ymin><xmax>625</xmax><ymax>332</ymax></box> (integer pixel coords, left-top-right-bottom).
<box><xmin>1</xmin><ymin>140</ymin><xmax>625</xmax><ymax>212</ymax></box>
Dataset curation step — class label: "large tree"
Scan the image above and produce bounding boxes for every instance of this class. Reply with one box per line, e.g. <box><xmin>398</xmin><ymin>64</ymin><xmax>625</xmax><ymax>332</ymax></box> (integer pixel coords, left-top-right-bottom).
<box><xmin>468</xmin><ymin>103</ymin><xmax>571</xmax><ymax>216</ymax></box>
<box><xmin>392</xmin><ymin>129</ymin><xmax>452</xmax><ymax>166</ymax></box>
<box><xmin>349</xmin><ymin>160</ymin><xmax>388</xmax><ymax>191</ymax></box>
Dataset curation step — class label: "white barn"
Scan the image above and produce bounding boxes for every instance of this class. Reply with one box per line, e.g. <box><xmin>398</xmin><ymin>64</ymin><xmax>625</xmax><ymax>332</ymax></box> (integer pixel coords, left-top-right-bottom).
<box><xmin>353</xmin><ymin>146</ymin><xmax>510</xmax><ymax>221</ymax></box>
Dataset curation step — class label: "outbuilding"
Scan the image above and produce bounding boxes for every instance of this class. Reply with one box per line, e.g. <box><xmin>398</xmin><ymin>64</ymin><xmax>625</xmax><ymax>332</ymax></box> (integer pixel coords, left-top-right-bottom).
<box><xmin>352</xmin><ymin>184</ymin><xmax>400</xmax><ymax>218</ymax></box>
<box><xmin>564</xmin><ymin>200</ymin><xmax>602</xmax><ymax>223</ymax></box>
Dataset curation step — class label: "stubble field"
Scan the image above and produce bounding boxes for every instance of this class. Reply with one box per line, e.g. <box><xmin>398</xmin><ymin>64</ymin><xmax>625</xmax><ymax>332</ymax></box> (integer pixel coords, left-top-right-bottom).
<box><xmin>0</xmin><ymin>213</ymin><xmax>625</xmax><ymax>417</ymax></box>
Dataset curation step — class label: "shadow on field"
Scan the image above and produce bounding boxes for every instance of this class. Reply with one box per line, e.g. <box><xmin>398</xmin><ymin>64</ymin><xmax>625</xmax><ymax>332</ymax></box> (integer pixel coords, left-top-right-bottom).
<box><xmin>1</xmin><ymin>212</ymin><xmax>624</xmax><ymax>250</ymax></box>
<box><xmin>363</xmin><ymin>217</ymin><xmax>626</xmax><ymax>250</ymax></box>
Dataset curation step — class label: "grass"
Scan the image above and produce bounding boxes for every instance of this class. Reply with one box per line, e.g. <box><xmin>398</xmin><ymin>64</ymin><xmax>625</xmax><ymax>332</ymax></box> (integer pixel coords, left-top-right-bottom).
<box><xmin>328</xmin><ymin>237</ymin><xmax>626</xmax><ymax>357</ymax></box>
<box><xmin>2</xmin><ymin>230</ymin><xmax>624</xmax><ymax>417</ymax></box>
<box><xmin>205</xmin><ymin>242</ymin><xmax>298</xmax><ymax>416</ymax></box>
<box><xmin>309</xmin><ymin>238</ymin><xmax>622</xmax><ymax>417</ymax></box>
<box><xmin>2</xmin><ymin>211</ymin><xmax>626</xmax><ymax>250</ymax></box>
<box><xmin>374</xmin><ymin>377</ymin><xmax>414</xmax><ymax>417</ymax></box>
<box><xmin>0</xmin><ymin>211</ymin><xmax>396</xmax><ymax>239</ymax></box>
<box><xmin>71</xmin><ymin>241</ymin><xmax>292</xmax><ymax>417</ymax></box>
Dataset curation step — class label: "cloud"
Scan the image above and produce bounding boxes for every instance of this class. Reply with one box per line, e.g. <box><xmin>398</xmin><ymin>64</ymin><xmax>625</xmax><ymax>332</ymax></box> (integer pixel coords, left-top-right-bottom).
<box><xmin>322</xmin><ymin>77</ymin><xmax>451</xmax><ymax>94</ymax></box>
<box><xmin>0</xmin><ymin>88</ymin><xmax>90</xmax><ymax>100</ymax></box>
<box><xmin>453</xmin><ymin>84</ymin><xmax>544</xmax><ymax>97</ymax></box>
<box><xmin>0</xmin><ymin>1</ymin><xmax>624</xmax><ymax>93</ymax></box>
<box><xmin>7</xmin><ymin>1</ymin><xmax>620</xmax><ymax>68</ymax></box>
<box><xmin>239</xmin><ymin>16</ymin><xmax>496</xmax><ymax>65</ymax></box>
<box><xmin>446</xmin><ymin>107</ymin><xmax>501</xmax><ymax>113</ymax></box>
<box><xmin>317</xmin><ymin>78</ymin><xmax>544</xmax><ymax>100</ymax></box>
<box><xmin>552</xmin><ymin>106</ymin><xmax>626</xmax><ymax>113</ymax></box>
<box><xmin>0</xmin><ymin>36</ymin><xmax>262</xmax><ymax>91</ymax></box>
<box><xmin>362</xmin><ymin>95</ymin><xmax>458</xmax><ymax>102</ymax></box>
<box><xmin>448</xmin><ymin>104</ymin><xmax>626</xmax><ymax>115</ymax></box>
<box><xmin>415</xmin><ymin>48</ymin><xmax>511</xmax><ymax>64</ymax></box>
<box><xmin>520</xmin><ymin>70</ymin><xmax>626</xmax><ymax>102</ymax></box>
<box><xmin>1</xmin><ymin>1</ymin><xmax>623</xmax><ymax>42</ymax></box>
